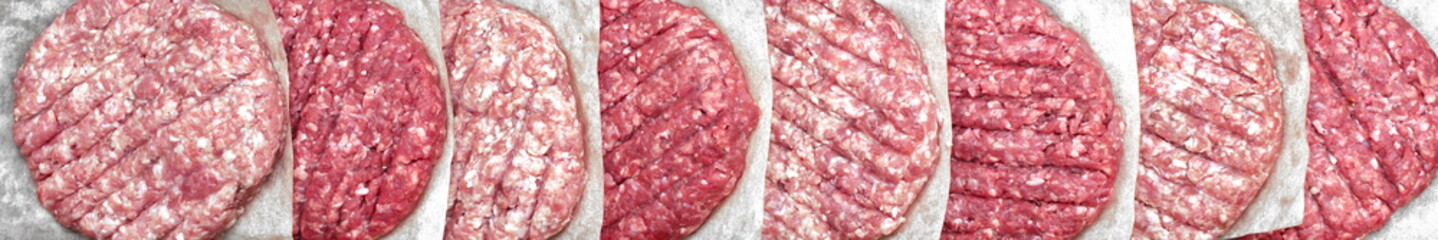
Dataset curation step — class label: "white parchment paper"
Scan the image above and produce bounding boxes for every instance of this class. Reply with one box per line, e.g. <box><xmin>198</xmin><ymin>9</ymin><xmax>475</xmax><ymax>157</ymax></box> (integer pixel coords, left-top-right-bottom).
<box><xmin>872</xmin><ymin>0</ymin><xmax>947</xmax><ymax>239</ymax></box>
<box><xmin>1036</xmin><ymin>0</ymin><xmax>1143</xmax><ymax>239</ymax></box>
<box><xmin>1193</xmin><ymin>0</ymin><xmax>1311</xmax><ymax>238</ymax></box>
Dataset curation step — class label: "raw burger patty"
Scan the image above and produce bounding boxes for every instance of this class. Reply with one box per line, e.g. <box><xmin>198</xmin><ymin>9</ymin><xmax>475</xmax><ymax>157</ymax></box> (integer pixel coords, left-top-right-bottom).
<box><xmin>1131</xmin><ymin>0</ymin><xmax>1284</xmax><ymax>239</ymax></box>
<box><xmin>12</xmin><ymin>0</ymin><xmax>285</xmax><ymax>238</ymax></box>
<box><xmin>944</xmin><ymin>0</ymin><xmax>1123</xmax><ymax>239</ymax></box>
<box><xmin>1242</xmin><ymin>0</ymin><xmax>1438</xmax><ymax>239</ymax></box>
<box><xmin>599</xmin><ymin>0</ymin><xmax>761</xmax><ymax>238</ymax></box>
<box><xmin>271</xmin><ymin>0</ymin><xmax>447</xmax><ymax>239</ymax></box>
<box><xmin>441</xmin><ymin>0</ymin><xmax>586</xmax><ymax>239</ymax></box>
<box><xmin>763</xmin><ymin>0</ymin><xmax>939</xmax><ymax>239</ymax></box>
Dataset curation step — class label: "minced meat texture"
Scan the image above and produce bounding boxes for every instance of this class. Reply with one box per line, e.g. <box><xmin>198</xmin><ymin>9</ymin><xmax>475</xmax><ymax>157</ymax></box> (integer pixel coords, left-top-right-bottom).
<box><xmin>271</xmin><ymin>0</ymin><xmax>447</xmax><ymax>239</ymax></box>
<box><xmin>441</xmin><ymin>0</ymin><xmax>587</xmax><ymax>239</ymax></box>
<box><xmin>1130</xmin><ymin>0</ymin><xmax>1284</xmax><ymax>239</ymax></box>
<box><xmin>13</xmin><ymin>0</ymin><xmax>285</xmax><ymax>238</ymax></box>
<box><xmin>944</xmin><ymin>0</ymin><xmax>1123</xmax><ymax>239</ymax></box>
<box><xmin>763</xmin><ymin>0</ymin><xmax>940</xmax><ymax>239</ymax></box>
<box><xmin>599</xmin><ymin>0</ymin><xmax>761</xmax><ymax>239</ymax></box>
<box><xmin>1241</xmin><ymin>0</ymin><xmax>1438</xmax><ymax>239</ymax></box>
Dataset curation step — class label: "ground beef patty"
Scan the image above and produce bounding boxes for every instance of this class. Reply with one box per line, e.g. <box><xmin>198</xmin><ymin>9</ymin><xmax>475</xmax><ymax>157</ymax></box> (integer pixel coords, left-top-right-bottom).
<box><xmin>440</xmin><ymin>0</ymin><xmax>586</xmax><ymax>239</ymax></box>
<box><xmin>1240</xmin><ymin>0</ymin><xmax>1438</xmax><ymax>239</ymax></box>
<box><xmin>943</xmin><ymin>0</ymin><xmax>1123</xmax><ymax>239</ymax></box>
<box><xmin>763</xmin><ymin>0</ymin><xmax>939</xmax><ymax>239</ymax></box>
<box><xmin>599</xmin><ymin>0</ymin><xmax>761</xmax><ymax>238</ymax></box>
<box><xmin>271</xmin><ymin>0</ymin><xmax>447</xmax><ymax>239</ymax></box>
<box><xmin>1130</xmin><ymin>0</ymin><xmax>1284</xmax><ymax>239</ymax></box>
<box><xmin>12</xmin><ymin>0</ymin><xmax>285</xmax><ymax>238</ymax></box>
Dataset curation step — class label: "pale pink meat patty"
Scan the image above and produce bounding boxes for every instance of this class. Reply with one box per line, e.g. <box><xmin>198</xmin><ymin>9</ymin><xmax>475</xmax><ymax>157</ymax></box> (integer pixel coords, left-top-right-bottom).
<box><xmin>1131</xmin><ymin>0</ymin><xmax>1284</xmax><ymax>239</ymax></box>
<box><xmin>441</xmin><ymin>0</ymin><xmax>586</xmax><ymax>239</ymax></box>
<box><xmin>13</xmin><ymin>0</ymin><xmax>285</xmax><ymax>238</ymax></box>
<box><xmin>764</xmin><ymin>0</ymin><xmax>940</xmax><ymax>239</ymax></box>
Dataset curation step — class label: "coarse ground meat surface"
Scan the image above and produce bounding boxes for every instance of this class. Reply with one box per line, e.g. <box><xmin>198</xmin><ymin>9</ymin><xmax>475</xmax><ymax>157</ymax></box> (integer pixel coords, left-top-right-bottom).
<box><xmin>762</xmin><ymin>0</ymin><xmax>939</xmax><ymax>239</ymax></box>
<box><xmin>270</xmin><ymin>0</ymin><xmax>447</xmax><ymax>239</ymax></box>
<box><xmin>599</xmin><ymin>0</ymin><xmax>761</xmax><ymax>239</ymax></box>
<box><xmin>1240</xmin><ymin>0</ymin><xmax>1438</xmax><ymax>239</ymax></box>
<box><xmin>440</xmin><ymin>0</ymin><xmax>586</xmax><ymax>239</ymax></box>
<box><xmin>12</xmin><ymin>0</ymin><xmax>285</xmax><ymax>238</ymax></box>
<box><xmin>943</xmin><ymin>0</ymin><xmax>1123</xmax><ymax>239</ymax></box>
<box><xmin>1130</xmin><ymin>0</ymin><xmax>1284</xmax><ymax>239</ymax></box>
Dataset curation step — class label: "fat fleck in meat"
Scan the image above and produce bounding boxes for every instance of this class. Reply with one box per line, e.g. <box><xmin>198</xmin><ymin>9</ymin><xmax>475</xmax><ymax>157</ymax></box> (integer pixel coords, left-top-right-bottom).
<box><xmin>13</xmin><ymin>0</ymin><xmax>285</xmax><ymax>238</ymax></box>
<box><xmin>763</xmin><ymin>0</ymin><xmax>940</xmax><ymax>239</ymax></box>
<box><xmin>599</xmin><ymin>0</ymin><xmax>761</xmax><ymax>239</ymax></box>
<box><xmin>270</xmin><ymin>0</ymin><xmax>447</xmax><ymax>239</ymax></box>
<box><xmin>1130</xmin><ymin>0</ymin><xmax>1284</xmax><ymax>239</ymax></box>
<box><xmin>440</xmin><ymin>0</ymin><xmax>587</xmax><ymax>239</ymax></box>
<box><xmin>1240</xmin><ymin>0</ymin><xmax>1438</xmax><ymax>239</ymax></box>
<box><xmin>943</xmin><ymin>0</ymin><xmax>1123</xmax><ymax>239</ymax></box>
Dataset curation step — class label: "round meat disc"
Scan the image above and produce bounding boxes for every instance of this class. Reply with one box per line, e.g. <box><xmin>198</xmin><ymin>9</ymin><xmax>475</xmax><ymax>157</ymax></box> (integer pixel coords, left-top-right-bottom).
<box><xmin>599</xmin><ymin>0</ymin><xmax>762</xmax><ymax>238</ymax></box>
<box><xmin>13</xmin><ymin>0</ymin><xmax>285</xmax><ymax>238</ymax></box>
<box><xmin>270</xmin><ymin>0</ymin><xmax>447</xmax><ymax>238</ymax></box>
<box><xmin>1243</xmin><ymin>0</ymin><xmax>1438</xmax><ymax>238</ymax></box>
<box><xmin>1131</xmin><ymin>0</ymin><xmax>1285</xmax><ymax>239</ymax></box>
<box><xmin>763</xmin><ymin>0</ymin><xmax>940</xmax><ymax>239</ymax></box>
<box><xmin>440</xmin><ymin>0</ymin><xmax>586</xmax><ymax>239</ymax></box>
<box><xmin>945</xmin><ymin>0</ymin><xmax>1124</xmax><ymax>238</ymax></box>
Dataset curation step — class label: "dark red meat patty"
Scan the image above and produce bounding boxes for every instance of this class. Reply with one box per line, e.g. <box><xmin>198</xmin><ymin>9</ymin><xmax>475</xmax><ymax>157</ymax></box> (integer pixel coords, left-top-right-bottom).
<box><xmin>12</xmin><ymin>0</ymin><xmax>285</xmax><ymax>238</ymax></box>
<box><xmin>1130</xmin><ymin>0</ymin><xmax>1284</xmax><ymax>239</ymax></box>
<box><xmin>270</xmin><ymin>0</ymin><xmax>447</xmax><ymax>239</ymax></box>
<box><xmin>943</xmin><ymin>0</ymin><xmax>1123</xmax><ymax>239</ymax></box>
<box><xmin>441</xmin><ymin>0</ymin><xmax>586</xmax><ymax>239</ymax></box>
<box><xmin>1241</xmin><ymin>0</ymin><xmax>1438</xmax><ymax>239</ymax></box>
<box><xmin>763</xmin><ymin>0</ymin><xmax>939</xmax><ymax>239</ymax></box>
<box><xmin>599</xmin><ymin>0</ymin><xmax>761</xmax><ymax>238</ymax></box>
